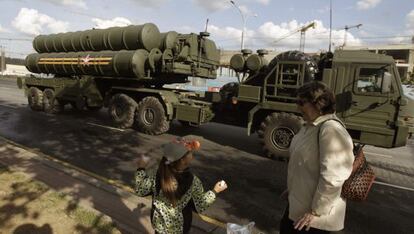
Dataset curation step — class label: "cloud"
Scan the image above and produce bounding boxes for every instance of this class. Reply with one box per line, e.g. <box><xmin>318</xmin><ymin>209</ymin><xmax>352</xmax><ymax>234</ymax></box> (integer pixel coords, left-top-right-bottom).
<box><xmin>209</xmin><ymin>25</ymin><xmax>242</xmax><ymax>41</ymax></box>
<box><xmin>92</xmin><ymin>17</ymin><xmax>132</xmax><ymax>29</ymax></box>
<box><xmin>256</xmin><ymin>20</ymin><xmax>362</xmax><ymax>51</ymax></box>
<box><xmin>254</xmin><ymin>0</ymin><xmax>270</xmax><ymax>5</ymax></box>
<box><xmin>0</xmin><ymin>24</ymin><xmax>5</xmax><ymax>33</ymax></box>
<box><xmin>192</xmin><ymin>0</ymin><xmax>231</xmax><ymax>12</ymax></box>
<box><xmin>208</xmin><ymin>20</ymin><xmax>363</xmax><ymax>52</ymax></box>
<box><xmin>12</xmin><ymin>8</ymin><xmax>70</xmax><ymax>35</ymax></box>
<box><xmin>356</xmin><ymin>0</ymin><xmax>381</xmax><ymax>10</ymax></box>
<box><xmin>44</xmin><ymin>0</ymin><xmax>87</xmax><ymax>9</ymax></box>
<box><xmin>239</xmin><ymin>5</ymin><xmax>252</xmax><ymax>15</ymax></box>
<box><xmin>130</xmin><ymin>0</ymin><xmax>169</xmax><ymax>8</ymax></box>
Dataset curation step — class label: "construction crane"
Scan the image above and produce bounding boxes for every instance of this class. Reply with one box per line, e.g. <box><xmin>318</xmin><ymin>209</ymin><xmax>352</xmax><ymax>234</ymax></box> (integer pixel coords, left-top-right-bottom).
<box><xmin>273</xmin><ymin>22</ymin><xmax>316</xmax><ymax>52</ymax></box>
<box><xmin>342</xmin><ymin>24</ymin><xmax>362</xmax><ymax>47</ymax></box>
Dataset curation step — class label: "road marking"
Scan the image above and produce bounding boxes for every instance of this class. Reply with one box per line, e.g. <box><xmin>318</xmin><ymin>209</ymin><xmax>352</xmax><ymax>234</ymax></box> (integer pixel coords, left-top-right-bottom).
<box><xmin>0</xmin><ymin>104</ymin><xmax>18</xmax><ymax>109</ymax></box>
<box><xmin>0</xmin><ymin>135</ymin><xmax>226</xmax><ymax>229</ymax></box>
<box><xmin>365</xmin><ymin>151</ymin><xmax>393</xmax><ymax>159</ymax></box>
<box><xmin>86</xmin><ymin>122</ymin><xmax>125</xmax><ymax>132</ymax></box>
<box><xmin>374</xmin><ymin>181</ymin><xmax>414</xmax><ymax>192</ymax></box>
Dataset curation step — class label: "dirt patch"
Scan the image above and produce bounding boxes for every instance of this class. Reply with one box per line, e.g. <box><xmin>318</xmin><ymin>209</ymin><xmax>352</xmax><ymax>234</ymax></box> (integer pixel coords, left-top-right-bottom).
<box><xmin>0</xmin><ymin>164</ymin><xmax>121</xmax><ymax>234</ymax></box>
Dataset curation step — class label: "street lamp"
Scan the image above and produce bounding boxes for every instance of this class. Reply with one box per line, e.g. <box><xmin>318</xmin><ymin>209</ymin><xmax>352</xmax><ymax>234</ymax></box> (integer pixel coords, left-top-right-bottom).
<box><xmin>229</xmin><ymin>0</ymin><xmax>257</xmax><ymax>50</ymax></box>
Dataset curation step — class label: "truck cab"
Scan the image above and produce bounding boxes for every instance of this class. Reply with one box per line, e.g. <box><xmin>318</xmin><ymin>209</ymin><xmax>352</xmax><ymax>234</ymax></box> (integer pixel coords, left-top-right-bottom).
<box><xmin>223</xmin><ymin>50</ymin><xmax>413</xmax><ymax>159</ymax></box>
<box><xmin>323</xmin><ymin>50</ymin><xmax>413</xmax><ymax>148</ymax></box>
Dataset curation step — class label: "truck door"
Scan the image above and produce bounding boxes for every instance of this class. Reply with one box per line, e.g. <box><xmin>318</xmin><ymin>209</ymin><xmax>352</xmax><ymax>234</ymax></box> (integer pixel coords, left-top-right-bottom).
<box><xmin>342</xmin><ymin>64</ymin><xmax>400</xmax><ymax>147</ymax></box>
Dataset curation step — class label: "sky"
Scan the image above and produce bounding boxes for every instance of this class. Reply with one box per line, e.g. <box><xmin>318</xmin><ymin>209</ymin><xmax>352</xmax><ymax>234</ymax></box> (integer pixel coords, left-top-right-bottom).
<box><xmin>0</xmin><ymin>0</ymin><xmax>413</xmax><ymax>58</ymax></box>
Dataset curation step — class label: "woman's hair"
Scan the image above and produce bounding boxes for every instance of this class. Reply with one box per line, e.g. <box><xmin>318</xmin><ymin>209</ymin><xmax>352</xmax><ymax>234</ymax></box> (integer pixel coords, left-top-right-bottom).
<box><xmin>297</xmin><ymin>81</ymin><xmax>336</xmax><ymax>114</ymax></box>
<box><xmin>158</xmin><ymin>152</ymin><xmax>190</xmax><ymax>206</ymax></box>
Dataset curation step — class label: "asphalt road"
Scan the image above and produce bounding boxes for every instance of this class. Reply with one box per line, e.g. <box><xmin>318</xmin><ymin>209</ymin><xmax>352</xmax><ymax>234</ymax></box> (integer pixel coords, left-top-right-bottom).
<box><xmin>0</xmin><ymin>77</ymin><xmax>413</xmax><ymax>233</ymax></box>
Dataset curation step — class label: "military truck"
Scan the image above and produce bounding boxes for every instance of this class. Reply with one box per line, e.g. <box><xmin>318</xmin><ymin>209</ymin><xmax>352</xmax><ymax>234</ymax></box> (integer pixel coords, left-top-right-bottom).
<box><xmin>216</xmin><ymin>49</ymin><xmax>414</xmax><ymax>158</ymax></box>
<box><xmin>18</xmin><ymin>23</ymin><xmax>414</xmax><ymax>159</ymax></box>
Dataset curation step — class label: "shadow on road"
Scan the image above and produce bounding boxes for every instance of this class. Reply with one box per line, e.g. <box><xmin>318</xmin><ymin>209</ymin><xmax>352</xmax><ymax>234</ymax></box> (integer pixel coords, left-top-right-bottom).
<box><xmin>1</xmin><ymin>102</ymin><xmax>414</xmax><ymax>233</ymax></box>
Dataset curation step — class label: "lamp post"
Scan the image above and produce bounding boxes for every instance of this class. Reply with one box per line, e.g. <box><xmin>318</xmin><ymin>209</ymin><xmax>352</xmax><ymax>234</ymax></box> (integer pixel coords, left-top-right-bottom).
<box><xmin>230</xmin><ymin>0</ymin><xmax>257</xmax><ymax>50</ymax></box>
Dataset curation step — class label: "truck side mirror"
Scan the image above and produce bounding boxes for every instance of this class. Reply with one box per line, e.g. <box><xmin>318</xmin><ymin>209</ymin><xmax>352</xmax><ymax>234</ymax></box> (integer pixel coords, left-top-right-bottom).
<box><xmin>381</xmin><ymin>71</ymin><xmax>392</xmax><ymax>93</ymax></box>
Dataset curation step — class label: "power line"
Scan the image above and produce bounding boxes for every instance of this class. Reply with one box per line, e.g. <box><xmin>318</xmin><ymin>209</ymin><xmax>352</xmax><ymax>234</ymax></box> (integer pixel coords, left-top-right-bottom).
<box><xmin>215</xmin><ymin>34</ymin><xmax>413</xmax><ymax>42</ymax></box>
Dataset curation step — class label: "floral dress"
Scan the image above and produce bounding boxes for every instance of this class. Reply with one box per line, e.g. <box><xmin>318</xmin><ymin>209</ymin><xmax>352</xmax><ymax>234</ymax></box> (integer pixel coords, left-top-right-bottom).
<box><xmin>135</xmin><ymin>169</ymin><xmax>216</xmax><ymax>234</ymax></box>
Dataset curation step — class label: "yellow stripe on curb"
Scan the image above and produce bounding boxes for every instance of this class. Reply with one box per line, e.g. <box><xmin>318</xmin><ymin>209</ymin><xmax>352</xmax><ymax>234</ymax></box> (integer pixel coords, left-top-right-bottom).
<box><xmin>0</xmin><ymin>136</ymin><xmax>227</xmax><ymax>229</ymax></box>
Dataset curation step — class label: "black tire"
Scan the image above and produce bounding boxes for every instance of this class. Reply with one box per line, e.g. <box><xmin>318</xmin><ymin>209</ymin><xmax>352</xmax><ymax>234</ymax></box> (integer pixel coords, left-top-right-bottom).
<box><xmin>28</xmin><ymin>87</ymin><xmax>43</xmax><ymax>111</ymax></box>
<box><xmin>135</xmin><ymin>96</ymin><xmax>170</xmax><ymax>135</ymax></box>
<box><xmin>108</xmin><ymin>94</ymin><xmax>137</xmax><ymax>129</ymax></box>
<box><xmin>43</xmin><ymin>89</ymin><xmax>64</xmax><ymax>114</ymax></box>
<box><xmin>258</xmin><ymin>112</ymin><xmax>303</xmax><ymax>159</ymax></box>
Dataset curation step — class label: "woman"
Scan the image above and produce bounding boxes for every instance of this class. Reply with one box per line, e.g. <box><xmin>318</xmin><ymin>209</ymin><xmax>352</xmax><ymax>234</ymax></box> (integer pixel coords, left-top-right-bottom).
<box><xmin>280</xmin><ymin>81</ymin><xmax>354</xmax><ymax>233</ymax></box>
<box><xmin>135</xmin><ymin>138</ymin><xmax>227</xmax><ymax>234</ymax></box>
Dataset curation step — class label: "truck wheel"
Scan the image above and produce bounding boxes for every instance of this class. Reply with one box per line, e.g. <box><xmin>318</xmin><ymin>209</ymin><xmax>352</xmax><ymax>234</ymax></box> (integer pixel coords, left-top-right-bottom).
<box><xmin>135</xmin><ymin>96</ymin><xmax>170</xmax><ymax>135</ymax></box>
<box><xmin>258</xmin><ymin>112</ymin><xmax>303</xmax><ymax>160</ymax></box>
<box><xmin>28</xmin><ymin>87</ymin><xmax>43</xmax><ymax>111</ymax></box>
<box><xmin>108</xmin><ymin>94</ymin><xmax>137</xmax><ymax>129</ymax></box>
<box><xmin>43</xmin><ymin>89</ymin><xmax>64</xmax><ymax>114</ymax></box>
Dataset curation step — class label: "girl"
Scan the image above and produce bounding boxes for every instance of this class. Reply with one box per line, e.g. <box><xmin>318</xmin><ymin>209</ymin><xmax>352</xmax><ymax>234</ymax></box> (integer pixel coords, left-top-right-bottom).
<box><xmin>135</xmin><ymin>138</ymin><xmax>227</xmax><ymax>234</ymax></box>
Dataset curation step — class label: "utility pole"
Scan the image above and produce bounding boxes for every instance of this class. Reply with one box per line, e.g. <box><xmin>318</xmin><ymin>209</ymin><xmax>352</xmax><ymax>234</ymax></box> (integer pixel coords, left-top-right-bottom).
<box><xmin>230</xmin><ymin>0</ymin><xmax>257</xmax><ymax>51</ymax></box>
<box><xmin>0</xmin><ymin>46</ymin><xmax>5</xmax><ymax>75</ymax></box>
<box><xmin>328</xmin><ymin>0</ymin><xmax>332</xmax><ymax>52</ymax></box>
<box><xmin>343</xmin><ymin>24</ymin><xmax>362</xmax><ymax>47</ymax></box>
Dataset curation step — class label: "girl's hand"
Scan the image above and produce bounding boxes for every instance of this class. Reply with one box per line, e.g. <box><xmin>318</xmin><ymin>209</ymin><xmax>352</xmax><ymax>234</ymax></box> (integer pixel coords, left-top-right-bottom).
<box><xmin>213</xmin><ymin>180</ymin><xmax>228</xmax><ymax>193</ymax></box>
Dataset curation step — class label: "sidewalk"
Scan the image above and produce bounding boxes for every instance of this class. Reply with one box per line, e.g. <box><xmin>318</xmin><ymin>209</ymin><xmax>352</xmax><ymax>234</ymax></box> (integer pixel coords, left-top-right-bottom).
<box><xmin>0</xmin><ymin>137</ymin><xmax>225</xmax><ymax>234</ymax></box>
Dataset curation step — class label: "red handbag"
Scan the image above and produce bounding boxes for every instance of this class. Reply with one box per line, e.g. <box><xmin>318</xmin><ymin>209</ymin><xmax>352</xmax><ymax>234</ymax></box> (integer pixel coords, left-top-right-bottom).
<box><xmin>341</xmin><ymin>144</ymin><xmax>376</xmax><ymax>201</ymax></box>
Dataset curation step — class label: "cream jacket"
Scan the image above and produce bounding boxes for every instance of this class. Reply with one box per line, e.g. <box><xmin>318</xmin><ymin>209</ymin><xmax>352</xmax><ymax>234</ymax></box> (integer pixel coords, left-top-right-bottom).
<box><xmin>287</xmin><ymin>114</ymin><xmax>354</xmax><ymax>231</ymax></box>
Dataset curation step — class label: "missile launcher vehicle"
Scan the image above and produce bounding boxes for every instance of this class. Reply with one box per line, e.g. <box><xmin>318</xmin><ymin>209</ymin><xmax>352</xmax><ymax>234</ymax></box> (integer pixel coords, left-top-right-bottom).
<box><xmin>18</xmin><ymin>22</ymin><xmax>413</xmax><ymax>159</ymax></box>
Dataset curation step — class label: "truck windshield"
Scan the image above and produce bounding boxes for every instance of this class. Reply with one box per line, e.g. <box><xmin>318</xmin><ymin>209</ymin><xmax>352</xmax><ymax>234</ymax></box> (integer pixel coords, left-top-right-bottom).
<box><xmin>356</xmin><ymin>66</ymin><xmax>394</xmax><ymax>94</ymax></box>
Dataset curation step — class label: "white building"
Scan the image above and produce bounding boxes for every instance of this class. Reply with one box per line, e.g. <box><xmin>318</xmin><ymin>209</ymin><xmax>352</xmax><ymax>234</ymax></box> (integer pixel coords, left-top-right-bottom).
<box><xmin>1</xmin><ymin>64</ymin><xmax>31</xmax><ymax>76</ymax></box>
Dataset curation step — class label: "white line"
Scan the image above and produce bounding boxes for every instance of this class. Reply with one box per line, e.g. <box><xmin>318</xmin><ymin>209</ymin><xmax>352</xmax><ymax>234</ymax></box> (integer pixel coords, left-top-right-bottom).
<box><xmin>86</xmin><ymin>122</ymin><xmax>125</xmax><ymax>132</ymax></box>
<box><xmin>0</xmin><ymin>104</ymin><xmax>18</xmax><ymax>109</ymax></box>
<box><xmin>365</xmin><ymin>151</ymin><xmax>393</xmax><ymax>159</ymax></box>
<box><xmin>374</xmin><ymin>181</ymin><xmax>414</xmax><ymax>192</ymax></box>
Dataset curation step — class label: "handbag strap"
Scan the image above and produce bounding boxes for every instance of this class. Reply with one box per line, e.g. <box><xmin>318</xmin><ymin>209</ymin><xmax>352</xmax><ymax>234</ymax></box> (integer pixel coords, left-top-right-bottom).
<box><xmin>317</xmin><ymin>118</ymin><xmax>345</xmax><ymax>150</ymax></box>
<box><xmin>317</xmin><ymin>118</ymin><xmax>364</xmax><ymax>158</ymax></box>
